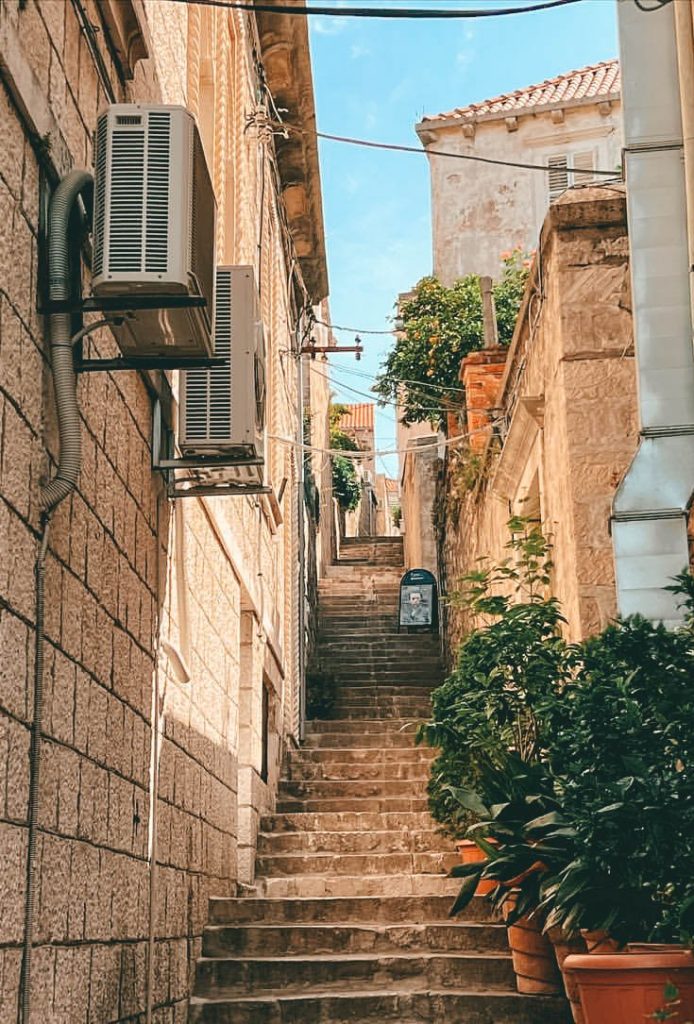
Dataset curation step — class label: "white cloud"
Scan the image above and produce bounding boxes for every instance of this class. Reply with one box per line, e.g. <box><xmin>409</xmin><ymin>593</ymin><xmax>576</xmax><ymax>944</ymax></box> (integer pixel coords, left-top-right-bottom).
<box><xmin>350</xmin><ymin>43</ymin><xmax>371</xmax><ymax>59</ymax></box>
<box><xmin>311</xmin><ymin>15</ymin><xmax>348</xmax><ymax>35</ymax></box>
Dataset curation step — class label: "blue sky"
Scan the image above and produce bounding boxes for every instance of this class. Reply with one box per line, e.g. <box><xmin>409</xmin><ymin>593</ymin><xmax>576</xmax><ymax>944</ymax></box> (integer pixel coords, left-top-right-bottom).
<box><xmin>307</xmin><ymin>0</ymin><xmax>619</xmax><ymax>473</ymax></box>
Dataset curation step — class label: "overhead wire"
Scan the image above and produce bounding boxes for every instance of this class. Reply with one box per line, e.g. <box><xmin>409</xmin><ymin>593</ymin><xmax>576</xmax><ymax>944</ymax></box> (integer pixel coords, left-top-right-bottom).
<box><xmin>310</xmin><ymin>129</ymin><xmax>622</xmax><ymax>176</ymax></box>
<box><xmin>173</xmin><ymin>0</ymin><xmax>585</xmax><ymax>20</ymax></box>
<box><xmin>270</xmin><ymin>419</ymin><xmax>499</xmax><ymax>459</ymax></box>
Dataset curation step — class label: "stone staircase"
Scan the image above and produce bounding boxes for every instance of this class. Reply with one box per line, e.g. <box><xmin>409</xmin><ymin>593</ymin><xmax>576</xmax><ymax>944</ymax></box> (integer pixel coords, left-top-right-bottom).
<box><xmin>189</xmin><ymin>538</ymin><xmax>570</xmax><ymax>1023</ymax></box>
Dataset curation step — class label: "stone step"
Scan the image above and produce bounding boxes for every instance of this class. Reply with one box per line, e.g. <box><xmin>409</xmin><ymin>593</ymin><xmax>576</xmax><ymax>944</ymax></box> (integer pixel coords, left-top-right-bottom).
<box><xmin>208</xmin><ymin>894</ymin><xmax>492</xmax><ymax>926</ymax></box>
<box><xmin>256</xmin><ymin>827</ymin><xmax>449</xmax><ymax>856</ymax></box>
<box><xmin>289</xmin><ymin>746</ymin><xmax>435</xmax><ymax>765</ymax></box>
<box><xmin>278</xmin><ymin>778</ymin><xmax>427</xmax><ymax>800</ymax></box>
<box><xmin>260</xmin><ymin>810</ymin><xmax>437</xmax><ymax>833</ymax></box>
<box><xmin>275</xmin><ymin>796</ymin><xmax>430</xmax><ymax>814</ymax></box>
<box><xmin>256</xmin><ymin>873</ymin><xmax>459</xmax><ymax>898</ymax></box>
<box><xmin>190</xmin><ymin>990</ymin><xmax>570</xmax><ymax>1024</ymax></box>
<box><xmin>201</xmin><ymin>921</ymin><xmax>507</xmax><ymax>958</ymax></box>
<box><xmin>283</xmin><ymin>759</ymin><xmax>432</xmax><ymax>781</ymax></box>
<box><xmin>302</xmin><ymin>732</ymin><xmax>419</xmax><ymax>749</ymax></box>
<box><xmin>305</xmin><ymin>719</ymin><xmax>418</xmax><ymax>734</ymax></box>
<box><xmin>195</xmin><ymin>951</ymin><xmax>515</xmax><ymax>998</ymax></box>
<box><xmin>329</xmin><ymin>685</ymin><xmax>437</xmax><ymax>700</ymax></box>
<box><xmin>256</xmin><ymin>850</ymin><xmax>458</xmax><ymax>877</ymax></box>
<box><xmin>328</xmin><ymin>706</ymin><xmax>431</xmax><ymax>720</ymax></box>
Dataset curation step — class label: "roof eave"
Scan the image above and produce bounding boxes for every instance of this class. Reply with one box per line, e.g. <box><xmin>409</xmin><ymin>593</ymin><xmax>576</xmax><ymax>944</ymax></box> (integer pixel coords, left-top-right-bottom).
<box><xmin>256</xmin><ymin>4</ymin><xmax>329</xmax><ymax>303</ymax></box>
<box><xmin>415</xmin><ymin>90</ymin><xmax>621</xmax><ymax>141</ymax></box>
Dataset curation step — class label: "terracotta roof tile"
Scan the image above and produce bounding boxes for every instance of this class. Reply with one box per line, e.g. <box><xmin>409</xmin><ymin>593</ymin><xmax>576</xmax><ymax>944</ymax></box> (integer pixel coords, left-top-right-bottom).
<box><xmin>338</xmin><ymin>403</ymin><xmax>375</xmax><ymax>432</ymax></box>
<box><xmin>421</xmin><ymin>59</ymin><xmax>620</xmax><ymax>126</ymax></box>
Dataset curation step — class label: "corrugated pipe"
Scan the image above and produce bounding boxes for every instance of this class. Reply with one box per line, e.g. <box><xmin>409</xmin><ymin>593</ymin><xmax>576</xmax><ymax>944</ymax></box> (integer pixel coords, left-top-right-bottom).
<box><xmin>611</xmin><ymin>0</ymin><xmax>694</xmax><ymax>626</ymax></box>
<box><xmin>20</xmin><ymin>169</ymin><xmax>93</xmax><ymax>1024</ymax></box>
<box><xmin>42</xmin><ymin>169</ymin><xmax>93</xmax><ymax>512</ymax></box>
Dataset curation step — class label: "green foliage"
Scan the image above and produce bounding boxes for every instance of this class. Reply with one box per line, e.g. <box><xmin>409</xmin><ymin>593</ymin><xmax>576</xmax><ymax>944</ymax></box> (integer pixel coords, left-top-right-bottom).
<box><xmin>540</xmin><ymin>600</ymin><xmax>694</xmax><ymax>944</ymax></box>
<box><xmin>329</xmin><ymin>404</ymin><xmax>361</xmax><ymax>512</ymax></box>
<box><xmin>375</xmin><ymin>251</ymin><xmax>530</xmax><ymax>426</ymax></box>
<box><xmin>418</xmin><ymin>519</ymin><xmax>567</xmax><ymax>834</ymax></box>
<box><xmin>428</xmin><ymin>522</ymin><xmax>694</xmax><ymax>945</ymax></box>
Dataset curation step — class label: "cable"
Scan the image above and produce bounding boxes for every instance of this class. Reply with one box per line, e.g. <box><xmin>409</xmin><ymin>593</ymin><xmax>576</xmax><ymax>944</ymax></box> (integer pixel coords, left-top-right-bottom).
<box><xmin>315</xmin><ymin>361</ymin><xmax>455</xmax><ymax>414</ymax></box>
<box><xmin>312</xmin><ymin>129</ymin><xmax>621</xmax><ymax>176</ymax></box>
<box><xmin>314</xmin><ymin>318</ymin><xmax>395</xmax><ymax>336</ymax></box>
<box><xmin>270</xmin><ymin>418</ymin><xmax>501</xmax><ymax>459</ymax></box>
<box><xmin>633</xmin><ymin>0</ymin><xmax>673</xmax><ymax>10</ymax></box>
<box><xmin>172</xmin><ymin>0</ymin><xmax>585</xmax><ymax>20</ymax></box>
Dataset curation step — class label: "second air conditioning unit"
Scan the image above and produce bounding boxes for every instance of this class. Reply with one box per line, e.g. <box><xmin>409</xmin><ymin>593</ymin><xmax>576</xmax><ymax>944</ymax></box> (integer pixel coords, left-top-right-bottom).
<box><xmin>180</xmin><ymin>266</ymin><xmax>267</xmax><ymax>485</ymax></box>
<box><xmin>91</xmin><ymin>104</ymin><xmax>216</xmax><ymax>358</ymax></box>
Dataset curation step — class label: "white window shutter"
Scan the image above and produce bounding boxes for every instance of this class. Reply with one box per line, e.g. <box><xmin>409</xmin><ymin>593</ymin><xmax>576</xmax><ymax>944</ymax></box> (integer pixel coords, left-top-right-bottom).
<box><xmin>547</xmin><ymin>155</ymin><xmax>569</xmax><ymax>202</ymax></box>
<box><xmin>572</xmin><ymin>150</ymin><xmax>595</xmax><ymax>184</ymax></box>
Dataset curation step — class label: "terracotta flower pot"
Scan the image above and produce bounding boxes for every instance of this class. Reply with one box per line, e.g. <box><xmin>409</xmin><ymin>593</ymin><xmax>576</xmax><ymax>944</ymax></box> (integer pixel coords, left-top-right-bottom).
<box><xmin>502</xmin><ymin>894</ymin><xmax>563</xmax><ymax>995</ymax></box>
<box><xmin>563</xmin><ymin>948</ymin><xmax>694</xmax><ymax>1024</ymax></box>
<box><xmin>547</xmin><ymin>927</ymin><xmax>588</xmax><ymax>1024</ymax></box>
<box><xmin>580</xmin><ymin>930</ymin><xmax>620</xmax><ymax>954</ymax></box>
<box><xmin>455</xmin><ymin>838</ymin><xmax>497</xmax><ymax>896</ymax></box>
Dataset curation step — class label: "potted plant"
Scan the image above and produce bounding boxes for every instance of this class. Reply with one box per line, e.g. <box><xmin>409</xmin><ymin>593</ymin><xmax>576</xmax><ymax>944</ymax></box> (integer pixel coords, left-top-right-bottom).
<box><xmin>545</xmin><ymin>574</ymin><xmax>694</xmax><ymax>1023</ymax></box>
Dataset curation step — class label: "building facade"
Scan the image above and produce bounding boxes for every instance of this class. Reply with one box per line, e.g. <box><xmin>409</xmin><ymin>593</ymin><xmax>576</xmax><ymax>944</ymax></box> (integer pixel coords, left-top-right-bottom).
<box><xmin>0</xmin><ymin>1</ymin><xmax>327</xmax><ymax>1021</ymax></box>
<box><xmin>439</xmin><ymin>184</ymin><xmax>638</xmax><ymax>653</ymax></box>
<box><xmin>416</xmin><ymin>60</ymin><xmax>622</xmax><ymax>283</ymax></box>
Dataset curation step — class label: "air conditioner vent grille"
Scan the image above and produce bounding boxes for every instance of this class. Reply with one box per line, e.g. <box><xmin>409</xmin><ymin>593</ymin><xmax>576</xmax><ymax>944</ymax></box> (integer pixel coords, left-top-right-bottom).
<box><xmin>108</xmin><ymin>129</ymin><xmax>145</xmax><ymax>272</ymax></box>
<box><xmin>92</xmin><ymin>114</ymin><xmax>108</xmax><ymax>278</ymax></box>
<box><xmin>116</xmin><ymin>115</ymin><xmax>142</xmax><ymax>125</ymax></box>
<box><xmin>145</xmin><ymin>111</ymin><xmax>171</xmax><ymax>273</ymax></box>
<box><xmin>184</xmin><ymin>269</ymin><xmax>232</xmax><ymax>441</ymax></box>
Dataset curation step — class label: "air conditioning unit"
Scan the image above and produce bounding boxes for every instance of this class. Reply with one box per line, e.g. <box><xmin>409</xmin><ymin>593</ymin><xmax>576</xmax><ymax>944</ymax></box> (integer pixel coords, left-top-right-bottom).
<box><xmin>180</xmin><ymin>266</ymin><xmax>267</xmax><ymax>485</ymax></box>
<box><xmin>91</xmin><ymin>104</ymin><xmax>216</xmax><ymax>358</ymax></box>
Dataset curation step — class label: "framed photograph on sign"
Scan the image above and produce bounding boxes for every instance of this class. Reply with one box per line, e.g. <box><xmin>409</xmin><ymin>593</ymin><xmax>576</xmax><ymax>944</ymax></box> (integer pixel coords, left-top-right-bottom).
<box><xmin>400</xmin><ymin>584</ymin><xmax>434</xmax><ymax>627</ymax></box>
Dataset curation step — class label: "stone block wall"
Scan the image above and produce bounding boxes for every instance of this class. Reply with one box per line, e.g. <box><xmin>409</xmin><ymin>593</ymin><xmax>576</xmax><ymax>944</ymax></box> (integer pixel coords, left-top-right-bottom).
<box><xmin>440</xmin><ymin>186</ymin><xmax>638</xmax><ymax>655</ymax></box>
<box><xmin>0</xmin><ymin>1</ymin><xmax>321</xmax><ymax>1020</ymax></box>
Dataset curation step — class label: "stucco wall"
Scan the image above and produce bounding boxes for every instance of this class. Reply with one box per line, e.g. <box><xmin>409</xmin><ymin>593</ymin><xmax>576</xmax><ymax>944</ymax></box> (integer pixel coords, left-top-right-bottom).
<box><xmin>0</xmin><ymin>1</ymin><xmax>322</xmax><ymax>1020</ymax></box>
<box><xmin>421</xmin><ymin>100</ymin><xmax>623</xmax><ymax>283</ymax></box>
<box><xmin>441</xmin><ymin>186</ymin><xmax>637</xmax><ymax>655</ymax></box>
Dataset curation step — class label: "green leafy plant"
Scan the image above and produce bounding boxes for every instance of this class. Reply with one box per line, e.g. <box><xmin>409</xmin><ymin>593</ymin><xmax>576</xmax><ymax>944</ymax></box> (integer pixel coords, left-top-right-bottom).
<box><xmin>418</xmin><ymin>518</ymin><xmax>569</xmax><ymax>834</ymax></box>
<box><xmin>539</xmin><ymin>590</ymin><xmax>694</xmax><ymax>945</ymax></box>
<box><xmin>375</xmin><ymin>251</ymin><xmax>530</xmax><ymax>427</ymax></box>
<box><xmin>439</xmin><ymin>560</ymin><xmax>694</xmax><ymax>947</ymax></box>
<box><xmin>329</xmin><ymin>404</ymin><xmax>361</xmax><ymax>512</ymax></box>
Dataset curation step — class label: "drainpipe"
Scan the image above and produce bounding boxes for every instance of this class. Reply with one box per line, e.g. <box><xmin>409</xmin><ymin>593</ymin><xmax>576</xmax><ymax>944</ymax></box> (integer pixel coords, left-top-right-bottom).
<box><xmin>20</xmin><ymin>168</ymin><xmax>93</xmax><ymax>1024</ymax></box>
<box><xmin>611</xmin><ymin>0</ymin><xmax>694</xmax><ymax>626</ymax></box>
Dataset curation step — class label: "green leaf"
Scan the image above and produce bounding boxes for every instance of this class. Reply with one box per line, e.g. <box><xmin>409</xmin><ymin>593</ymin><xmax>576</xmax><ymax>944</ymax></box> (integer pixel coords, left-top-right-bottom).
<box><xmin>449</xmin><ymin>871</ymin><xmax>482</xmax><ymax>917</ymax></box>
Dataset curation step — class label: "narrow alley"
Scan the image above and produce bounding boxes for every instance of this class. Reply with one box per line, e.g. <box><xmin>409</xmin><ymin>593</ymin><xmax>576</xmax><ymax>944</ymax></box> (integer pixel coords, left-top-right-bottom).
<box><xmin>190</xmin><ymin>537</ymin><xmax>569</xmax><ymax>1023</ymax></box>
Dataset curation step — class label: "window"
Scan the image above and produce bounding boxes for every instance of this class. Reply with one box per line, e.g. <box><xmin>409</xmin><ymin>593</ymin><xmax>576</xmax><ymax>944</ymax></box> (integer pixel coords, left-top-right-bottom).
<box><xmin>547</xmin><ymin>151</ymin><xmax>595</xmax><ymax>202</ymax></box>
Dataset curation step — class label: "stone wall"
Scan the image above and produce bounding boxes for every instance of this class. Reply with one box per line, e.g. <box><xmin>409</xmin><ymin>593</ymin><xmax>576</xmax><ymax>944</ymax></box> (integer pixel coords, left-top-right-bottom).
<box><xmin>0</xmin><ymin>1</ymin><xmax>325</xmax><ymax>1020</ymax></box>
<box><xmin>440</xmin><ymin>186</ymin><xmax>637</xmax><ymax>656</ymax></box>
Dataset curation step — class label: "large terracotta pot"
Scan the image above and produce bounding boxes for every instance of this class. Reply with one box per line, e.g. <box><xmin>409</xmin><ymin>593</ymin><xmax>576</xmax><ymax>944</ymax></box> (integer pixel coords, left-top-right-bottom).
<box><xmin>502</xmin><ymin>894</ymin><xmax>563</xmax><ymax>995</ymax></box>
<box><xmin>563</xmin><ymin>948</ymin><xmax>694</xmax><ymax>1024</ymax></box>
<box><xmin>548</xmin><ymin>927</ymin><xmax>587</xmax><ymax>1024</ymax></box>
<box><xmin>455</xmin><ymin>839</ymin><xmax>496</xmax><ymax>896</ymax></box>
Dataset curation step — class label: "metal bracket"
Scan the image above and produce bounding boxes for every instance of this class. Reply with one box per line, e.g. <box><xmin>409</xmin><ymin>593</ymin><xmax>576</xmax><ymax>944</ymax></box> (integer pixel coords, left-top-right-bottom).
<box><xmin>151</xmin><ymin>400</ymin><xmax>271</xmax><ymax>499</ymax></box>
<box><xmin>40</xmin><ymin>293</ymin><xmax>208</xmax><ymax>315</ymax></box>
<box><xmin>76</xmin><ymin>355</ymin><xmax>228</xmax><ymax>374</ymax></box>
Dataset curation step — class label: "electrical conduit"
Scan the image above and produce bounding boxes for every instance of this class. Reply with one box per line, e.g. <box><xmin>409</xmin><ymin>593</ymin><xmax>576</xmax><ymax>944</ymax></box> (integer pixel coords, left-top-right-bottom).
<box><xmin>611</xmin><ymin>0</ymin><xmax>694</xmax><ymax>625</ymax></box>
<box><xmin>20</xmin><ymin>169</ymin><xmax>93</xmax><ymax>1024</ymax></box>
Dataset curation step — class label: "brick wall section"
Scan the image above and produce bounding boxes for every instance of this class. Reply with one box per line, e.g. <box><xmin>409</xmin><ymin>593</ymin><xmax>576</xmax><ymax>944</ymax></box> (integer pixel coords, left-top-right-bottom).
<box><xmin>0</xmin><ymin>1</ymin><xmax>318</xmax><ymax>1021</ymax></box>
<box><xmin>441</xmin><ymin>187</ymin><xmax>638</xmax><ymax>654</ymax></box>
<box><xmin>460</xmin><ymin>349</ymin><xmax>507</xmax><ymax>453</ymax></box>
